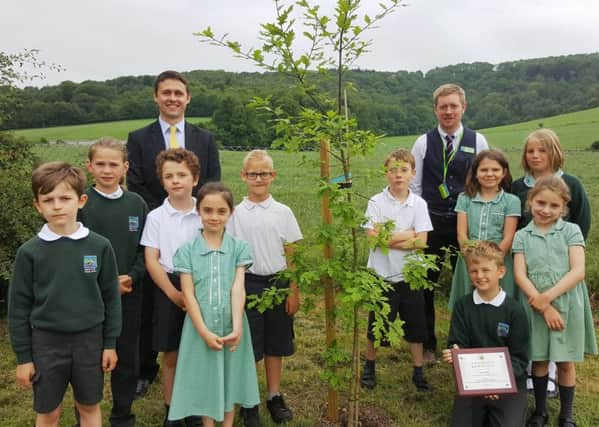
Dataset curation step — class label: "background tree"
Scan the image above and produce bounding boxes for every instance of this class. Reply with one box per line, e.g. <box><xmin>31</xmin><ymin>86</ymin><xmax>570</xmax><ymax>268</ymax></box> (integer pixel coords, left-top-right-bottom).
<box><xmin>0</xmin><ymin>49</ymin><xmax>54</xmax><ymax>309</ymax></box>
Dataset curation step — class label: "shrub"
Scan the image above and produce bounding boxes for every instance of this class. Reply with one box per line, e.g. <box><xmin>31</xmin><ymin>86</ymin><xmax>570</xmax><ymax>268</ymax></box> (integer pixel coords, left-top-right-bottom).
<box><xmin>0</xmin><ymin>132</ymin><xmax>41</xmax><ymax>293</ymax></box>
<box><xmin>591</xmin><ymin>140</ymin><xmax>599</xmax><ymax>151</ymax></box>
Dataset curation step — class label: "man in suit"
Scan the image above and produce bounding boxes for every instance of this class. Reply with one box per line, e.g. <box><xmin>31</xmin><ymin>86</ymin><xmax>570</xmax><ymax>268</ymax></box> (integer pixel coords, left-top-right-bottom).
<box><xmin>410</xmin><ymin>84</ymin><xmax>488</xmax><ymax>363</ymax></box>
<box><xmin>127</xmin><ymin>70</ymin><xmax>220</xmax><ymax>427</ymax></box>
<box><xmin>127</xmin><ymin>70</ymin><xmax>221</xmax><ymax>210</ymax></box>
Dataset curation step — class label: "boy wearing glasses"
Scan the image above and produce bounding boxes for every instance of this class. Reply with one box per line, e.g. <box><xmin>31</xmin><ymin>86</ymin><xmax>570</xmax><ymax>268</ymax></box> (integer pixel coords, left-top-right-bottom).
<box><xmin>227</xmin><ymin>150</ymin><xmax>303</xmax><ymax>427</ymax></box>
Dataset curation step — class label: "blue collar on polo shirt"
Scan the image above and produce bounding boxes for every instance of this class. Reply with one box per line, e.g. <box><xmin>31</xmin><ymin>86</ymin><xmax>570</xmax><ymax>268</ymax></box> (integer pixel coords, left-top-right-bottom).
<box><xmin>196</xmin><ymin>230</ymin><xmax>234</xmax><ymax>255</ymax></box>
<box><xmin>522</xmin><ymin>169</ymin><xmax>564</xmax><ymax>188</ymax></box>
<box><xmin>471</xmin><ymin>189</ymin><xmax>505</xmax><ymax>204</ymax></box>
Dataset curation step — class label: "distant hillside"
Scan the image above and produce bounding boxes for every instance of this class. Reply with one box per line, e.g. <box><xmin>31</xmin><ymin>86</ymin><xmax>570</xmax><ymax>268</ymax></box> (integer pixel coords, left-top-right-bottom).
<box><xmin>14</xmin><ymin>107</ymin><xmax>598</xmax><ymax>153</ymax></box>
<box><xmin>4</xmin><ymin>53</ymin><xmax>599</xmax><ymax>141</ymax></box>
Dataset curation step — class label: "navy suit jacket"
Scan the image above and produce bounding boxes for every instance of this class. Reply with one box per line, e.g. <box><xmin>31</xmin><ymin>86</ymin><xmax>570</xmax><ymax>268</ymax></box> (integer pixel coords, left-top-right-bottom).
<box><xmin>126</xmin><ymin>120</ymin><xmax>221</xmax><ymax>210</ymax></box>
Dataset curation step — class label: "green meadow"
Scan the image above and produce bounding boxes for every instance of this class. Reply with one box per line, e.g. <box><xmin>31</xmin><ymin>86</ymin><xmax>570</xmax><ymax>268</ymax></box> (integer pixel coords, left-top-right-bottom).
<box><xmin>2</xmin><ymin>108</ymin><xmax>599</xmax><ymax>426</ymax></box>
<box><xmin>11</xmin><ymin>117</ymin><xmax>209</xmax><ymax>143</ymax></box>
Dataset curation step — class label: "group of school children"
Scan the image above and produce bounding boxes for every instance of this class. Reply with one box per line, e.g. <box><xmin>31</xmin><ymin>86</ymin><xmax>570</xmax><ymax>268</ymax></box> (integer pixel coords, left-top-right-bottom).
<box><xmin>359</xmin><ymin>128</ymin><xmax>595</xmax><ymax>427</ymax></box>
<box><xmin>8</xmin><ymin>144</ymin><xmax>300</xmax><ymax>427</ymax></box>
<box><xmin>7</xmin><ymin>118</ymin><xmax>597</xmax><ymax>427</ymax></box>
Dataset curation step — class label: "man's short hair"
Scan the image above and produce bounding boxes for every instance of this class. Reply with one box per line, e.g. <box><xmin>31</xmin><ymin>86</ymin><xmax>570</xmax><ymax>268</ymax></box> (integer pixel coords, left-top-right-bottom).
<box><xmin>463</xmin><ymin>240</ymin><xmax>504</xmax><ymax>268</ymax></box>
<box><xmin>155</xmin><ymin>148</ymin><xmax>200</xmax><ymax>181</ymax></box>
<box><xmin>384</xmin><ymin>149</ymin><xmax>415</xmax><ymax>169</ymax></box>
<box><xmin>32</xmin><ymin>162</ymin><xmax>86</xmax><ymax>199</ymax></box>
<box><xmin>433</xmin><ymin>83</ymin><xmax>466</xmax><ymax>107</ymax></box>
<box><xmin>154</xmin><ymin>70</ymin><xmax>190</xmax><ymax>95</ymax></box>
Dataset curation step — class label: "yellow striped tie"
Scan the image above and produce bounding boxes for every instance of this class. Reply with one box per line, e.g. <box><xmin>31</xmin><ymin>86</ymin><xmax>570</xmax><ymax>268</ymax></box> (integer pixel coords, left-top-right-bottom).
<box><xmin>169</xmin><ymin>126</ymin><xmax>178</xmax><ymax>148</ymax></box>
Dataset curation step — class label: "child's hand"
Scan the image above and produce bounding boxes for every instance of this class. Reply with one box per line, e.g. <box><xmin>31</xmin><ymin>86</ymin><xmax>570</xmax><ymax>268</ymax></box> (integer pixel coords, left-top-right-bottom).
<box><xmin>170</xmin><ymin>290</ymin><xmax>186</xmax><ymax>311</ymax></box>
<box><xmin>202</xmin><ymin>331</ymin><xmax>224</xmax><ymax>351</ymax></box>
<box><xmin>543</xmin><ymin>305</ymin><xmax>565</xmax><ymax>331</ymax></box>
<box><xmin>118</xmin><ymin>275</ymin><xmax>133</xmax><ymax>295</ymax></box>
<box><xmin>286</xmin><ymin>292</ymin><xmax>300</xmax><ymax>316</ymax></box>
<box><xmin>222</xmin><ymin>329</ymin><xmax>241</xmax><ymax>352</ymax></box>
<box><xmin>15</xmin><ymin>362</ymin><xmax>36</xmax><ymax>387</ymax></box>
<box><xmin>483</xmin><ymin>394</ymin><xmax>500</xmax><ymax>400</ymax></box>
<box><xmin>102</xmin><ymin>349</ymin><xmax>118</xmax><ymax>372</ymax></box>
<box><xmin>441</xmin><ymin>344</ymin><xmax>459</xmax><ymax>364</ymax></box>
<box><xmin>528</xmin><ymin>292</ymin><xmax>551</xmax><ymax>313</ymax></box>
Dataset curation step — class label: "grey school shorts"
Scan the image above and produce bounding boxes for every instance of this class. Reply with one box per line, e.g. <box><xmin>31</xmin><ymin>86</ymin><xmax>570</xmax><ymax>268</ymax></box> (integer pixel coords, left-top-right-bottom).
<box><xmin>31</xmin><ymin>324</ymin><xmax>104</xmax><ymax>413</ymax></box>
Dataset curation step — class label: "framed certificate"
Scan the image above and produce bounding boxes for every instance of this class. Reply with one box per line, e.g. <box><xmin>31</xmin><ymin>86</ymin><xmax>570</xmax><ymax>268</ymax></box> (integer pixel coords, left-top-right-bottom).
<box><xmin>451</xmin><ymin>347</ymin><xmax>517</xmax><ymax>396</ymax></box>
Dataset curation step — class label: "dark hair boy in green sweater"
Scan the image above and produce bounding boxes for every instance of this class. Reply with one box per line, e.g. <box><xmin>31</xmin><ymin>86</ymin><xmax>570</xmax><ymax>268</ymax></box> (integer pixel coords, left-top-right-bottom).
<box><xmin>9</xmin><ymin>161</ymin><xmax>121</xmax><ymax>427</ymax></box>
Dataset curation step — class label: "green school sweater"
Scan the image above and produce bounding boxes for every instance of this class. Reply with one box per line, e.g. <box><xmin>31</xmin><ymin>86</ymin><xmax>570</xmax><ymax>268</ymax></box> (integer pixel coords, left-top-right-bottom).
<box><xmin>8</xmin><ymin>232</ymin><xmax>121</xmax><ymax>364</ymax></box>
<box><xmin>448</xmin><ymin>293</ymin><xmax>530</xmax><ymax>390</ymax></box>
<box><xmin>78</xmin><ymin>188</ymin><xmax>148</xmax><ymax>288</ymax></box>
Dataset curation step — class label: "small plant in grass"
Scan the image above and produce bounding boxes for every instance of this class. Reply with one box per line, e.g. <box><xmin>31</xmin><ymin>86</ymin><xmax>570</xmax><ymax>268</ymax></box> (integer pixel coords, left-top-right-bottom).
<box><xmin>591</xmin><ymin>140</ymin><xmax>599</xmax><ymax>151</ymax></box>
<box><xmin>197</xmin><ymin>1</ymin><xmax>432</xmax><ymax>424</ymax></box>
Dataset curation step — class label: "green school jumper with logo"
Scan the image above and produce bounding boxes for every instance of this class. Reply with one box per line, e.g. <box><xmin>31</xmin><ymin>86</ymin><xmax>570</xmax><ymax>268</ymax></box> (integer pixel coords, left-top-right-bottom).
<box><xmin>78</xmin><ymin>188</ymin><xmax>148</xmax><ymax>285</ymax></box>
<box><xmin>8</xmin><ymin>232</ymin><xmax>121</xmax><ymax>364</ymax></box>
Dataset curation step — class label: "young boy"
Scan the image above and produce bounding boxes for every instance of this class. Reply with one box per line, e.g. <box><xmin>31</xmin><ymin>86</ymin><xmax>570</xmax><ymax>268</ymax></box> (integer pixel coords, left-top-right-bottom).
<box><xmin>361</xmin><ymin>149</ymin><xmax>433</xmax><ymax>392</ymax></box>
<box><xmin>442</xmin><ymin>240</ymin><xmax>529</xmax><ymax>427</ymax></box>
<box><xmin>227</xmin><ymin>150</ymin><xmax>302</xmax><ymax>427</ymax></box>
<box><xmin>140</xmin><ymin>148</ymin><xmax>202</xmax><ymax>427</ymax></box>
<box><xmin>8</xmin><ymin>162</ymin><xmax>121</xmax><ymax>427</ymax></box>
<box><xmin>78</xmin><ymin>138</ymin><xmax>148</xmax><ymax>427</ymax></box>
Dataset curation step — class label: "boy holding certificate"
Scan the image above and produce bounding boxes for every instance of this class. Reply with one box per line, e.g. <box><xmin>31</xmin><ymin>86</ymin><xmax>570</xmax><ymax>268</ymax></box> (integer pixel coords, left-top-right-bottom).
<box><xmin>442</xmin><ymin>241</ymin><xmax>529</xmax><ymax>427</ymax></box>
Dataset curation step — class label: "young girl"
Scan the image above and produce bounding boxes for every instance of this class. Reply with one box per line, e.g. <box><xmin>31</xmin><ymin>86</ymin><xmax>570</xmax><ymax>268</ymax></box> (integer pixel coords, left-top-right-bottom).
<box><xmin>448</xmin><ymin>149</ymin><xmax>521</xmax><ymax>309</ymax></box>
<box><xmin>168</xmin><ymin>182</ymin><xmax>259</xmax><ymax>427</ymax></box>
<box><xmin>511</xmin><ymin>128</ymin><xmax>592</xmax><ymax>397</ymax></box>
<box><xmin>79</xmin><ymin>138</ymin><xmax>148</xmax><ymax>425</ymax></box>
<box><xmin>511</xmin><ymin>128</ymin><xmax>591</xmax><ymax>239</ymax></box>
<box><xmin>513</xmin><ymin>176</ymin><xmax>597</xmax><ymax>427</ymax></box>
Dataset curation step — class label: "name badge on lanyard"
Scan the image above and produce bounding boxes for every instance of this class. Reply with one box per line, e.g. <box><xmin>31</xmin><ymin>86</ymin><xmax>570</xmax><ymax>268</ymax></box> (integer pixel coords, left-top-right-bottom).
<box><xmin>438</xmin><ymin>182</ymin><xmax>450</xmax><ymax>199</ymax></box>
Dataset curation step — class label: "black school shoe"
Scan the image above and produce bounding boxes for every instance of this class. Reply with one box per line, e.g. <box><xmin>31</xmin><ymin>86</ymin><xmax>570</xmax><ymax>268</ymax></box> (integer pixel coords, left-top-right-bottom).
<box><xmin>412</xmin><ymin>374</ymin><xmax>432</xmax><ymax>393</ymax></box>
<box><xmin>360</xmin><ymin>363</ymin><xmax>376</xmax><ymax>389</ymax></box>
<box><xmin>558</xmin><ymin>417</ymin><xmax>577</xmax><ymax>427</ymax></box>
<box><xmin>240</xmin><ymin>405</ymin><xmax>262</xmax><ymax>427</ymax></box>
<box><xmin>267</xmin><ymin>395</ymin><xmax>293</xmax><ymax>424</ymax></box>
<box><xmin>526</xmin><ymin>413</ymin><xmax>548</xmax><ymax>427</ymax></box>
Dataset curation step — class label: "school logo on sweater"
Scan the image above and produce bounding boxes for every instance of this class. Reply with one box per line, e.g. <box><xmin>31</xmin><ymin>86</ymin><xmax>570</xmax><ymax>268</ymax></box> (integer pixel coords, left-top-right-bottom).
<box><xmin>83</xmin><ymin>255</ymin><xmax>98</xmax><ymax>273</ymax></box>
<box><xmin>497</xmin><ymin>322</ymin><xmax>510</xmax><ymax>338</ymax></box>
<box><xmin>128</xmin><ymin>216</ymin><xmax>139</xmax><ymax>232</ymax></box>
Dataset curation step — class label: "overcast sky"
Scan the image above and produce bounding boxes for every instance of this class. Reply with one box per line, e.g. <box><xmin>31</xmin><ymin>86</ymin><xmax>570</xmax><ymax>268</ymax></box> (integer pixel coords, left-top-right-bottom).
<box><xmin>5</xmin><ymin>0</ymin><xmax>599</xmax><ymax>87</ymax></box>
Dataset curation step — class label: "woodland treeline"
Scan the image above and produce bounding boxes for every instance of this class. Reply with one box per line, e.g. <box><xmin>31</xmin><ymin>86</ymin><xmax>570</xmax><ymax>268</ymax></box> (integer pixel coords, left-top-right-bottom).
<box><xmin>3</xmin><ymin>53</ymin><xmax>599</xmax><ymax>147</ymax></box>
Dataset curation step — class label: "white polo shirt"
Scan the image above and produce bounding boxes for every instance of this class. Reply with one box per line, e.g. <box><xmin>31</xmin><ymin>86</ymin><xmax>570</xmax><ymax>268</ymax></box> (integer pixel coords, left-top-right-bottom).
<box><xmin>141</xmin><ymin>197</ymin><xmax>201</xmax><ymax>273</ymax></box>
<box><xmin>364</xmin><ymin>188</ymin><xmax>433</xmax><ymax>282</ymax></box>
<box><xmin>227</xmin><ymin>195</ymin><xmax>302</xmax><ymax>275</ymax></box>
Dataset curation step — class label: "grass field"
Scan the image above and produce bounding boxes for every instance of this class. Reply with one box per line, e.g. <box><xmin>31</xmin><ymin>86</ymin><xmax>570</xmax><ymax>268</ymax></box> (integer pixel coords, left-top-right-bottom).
<box><xmin>10</xmin><ymin>117</ymin><xmax>209</xmax><ymax>142</ymax></box>
<box><xmin>2</xmin><ymin>109</ymin><xmax>599</xmax><ymax>426</ymax></box>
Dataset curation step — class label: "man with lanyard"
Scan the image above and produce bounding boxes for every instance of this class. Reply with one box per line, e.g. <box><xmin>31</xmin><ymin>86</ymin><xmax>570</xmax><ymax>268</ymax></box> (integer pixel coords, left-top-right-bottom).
<box><xmin>410</xmin><ymin>83</ymin><xmax>489</xmax><ymax>363</ymax></box>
